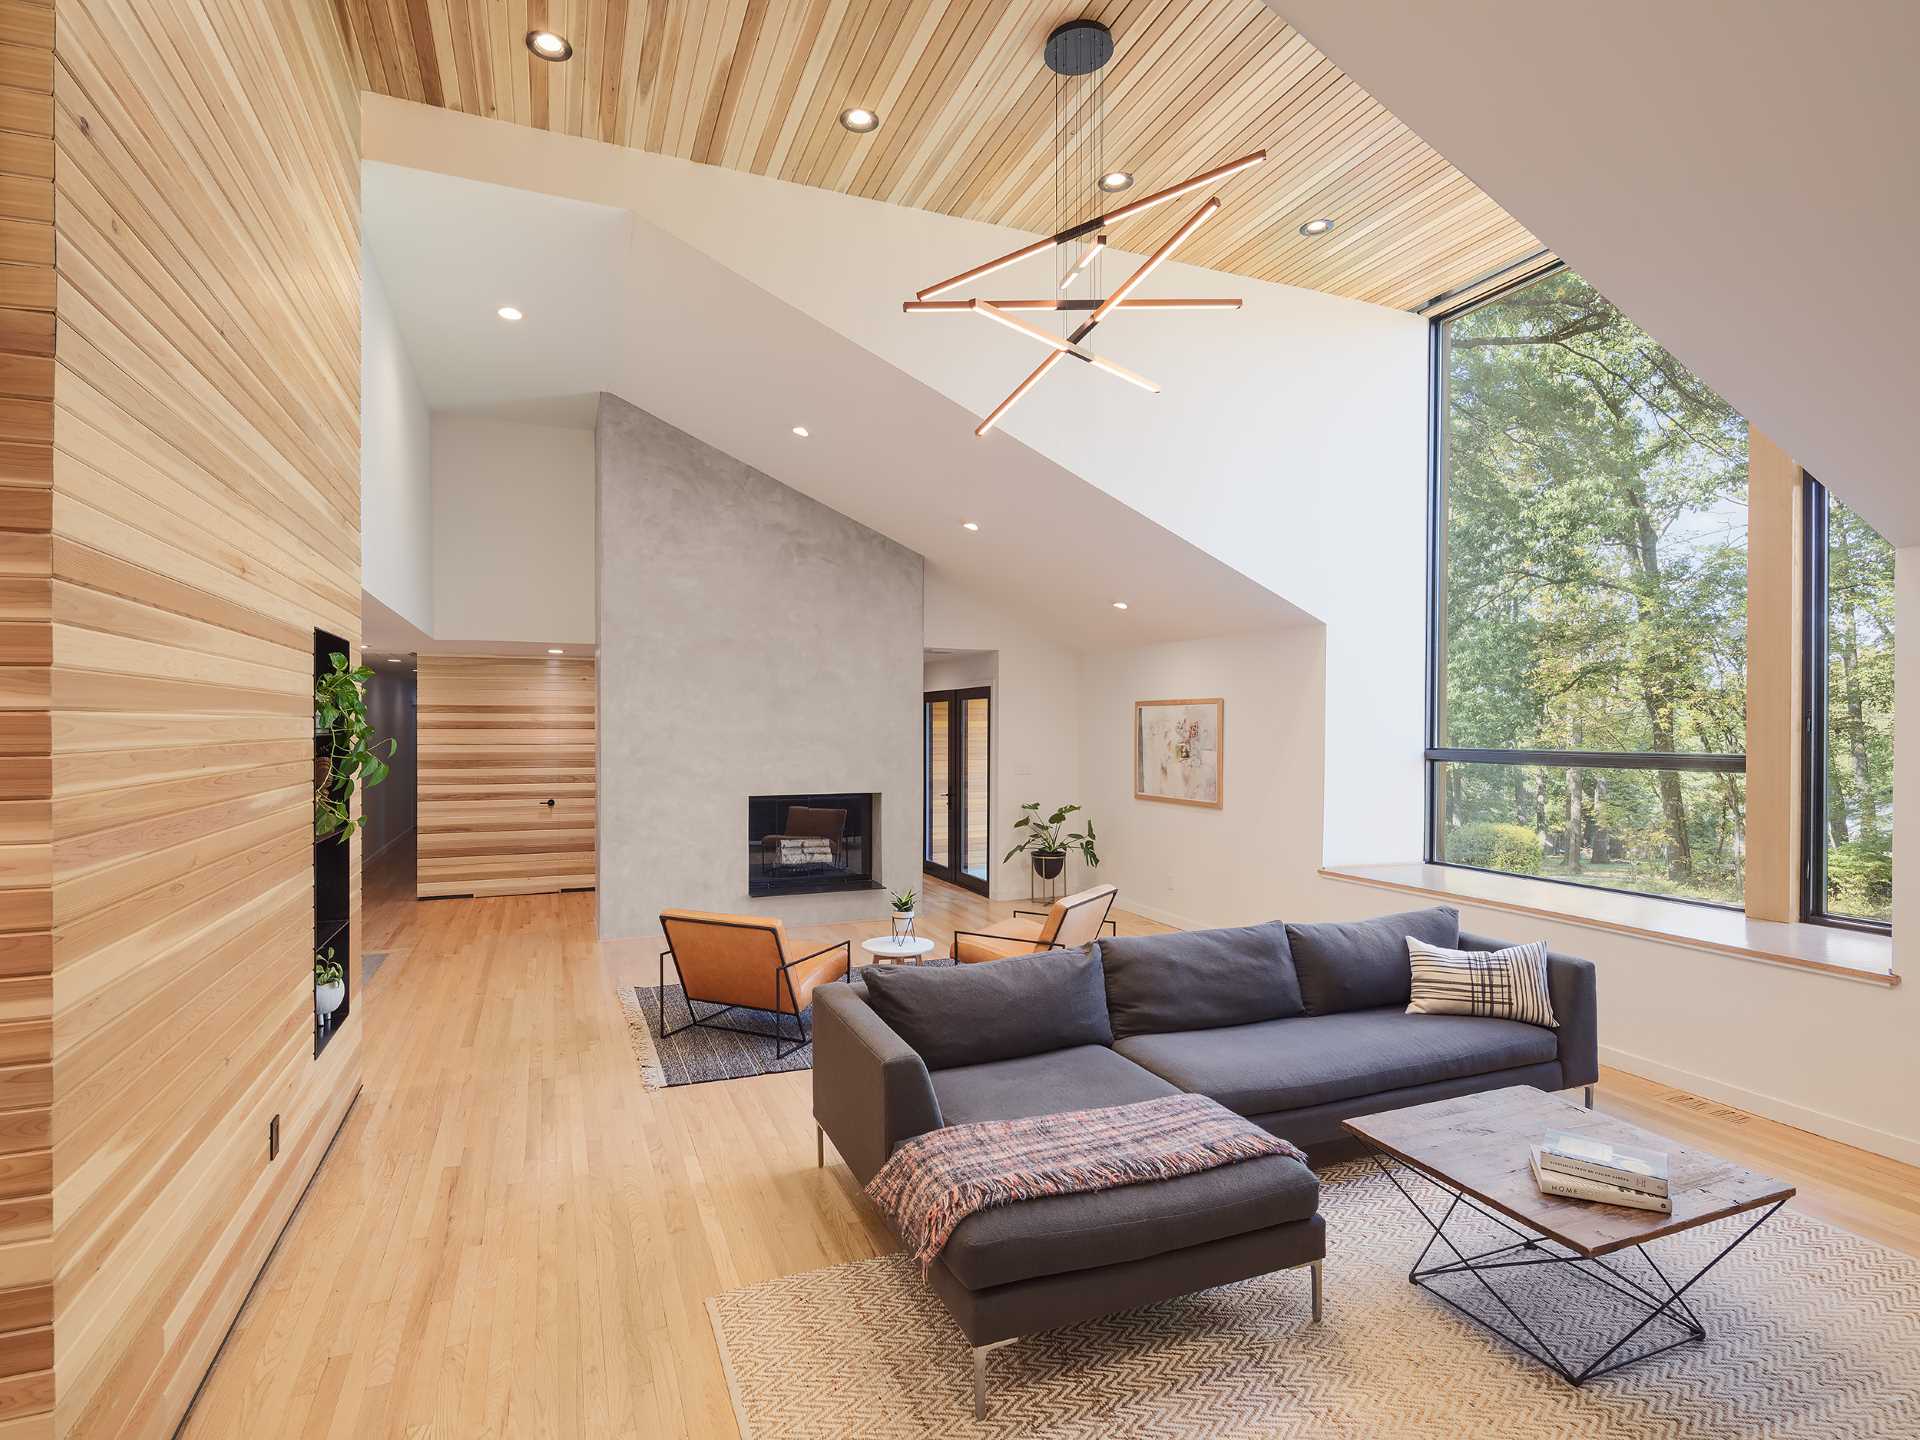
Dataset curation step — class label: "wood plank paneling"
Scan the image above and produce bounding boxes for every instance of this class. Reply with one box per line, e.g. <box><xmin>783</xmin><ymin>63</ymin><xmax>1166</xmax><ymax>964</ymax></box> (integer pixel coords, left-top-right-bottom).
<box><xmin>46</xmin><ymin>0</ymin><xmax>363</xmax><ymax>1435</ymax></box>
<box><xmin>417</xmin><ymin>656</ymin><xmax>597</xmax><ymax>898</ymax></box>
<box><xmin>339</xmin><ymin>0</ymin><xmax>1548</xmax><ymax>311</ymax></box>
<box><xmin>0</xmin><ymin>0</ymin><xmax>50</xmax><ymax>1429</ymax></box>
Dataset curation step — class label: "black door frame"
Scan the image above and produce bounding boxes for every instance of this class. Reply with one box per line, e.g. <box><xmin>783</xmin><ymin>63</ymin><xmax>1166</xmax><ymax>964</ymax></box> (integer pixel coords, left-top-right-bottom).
<box><xmin>923</xmin><ymin>686</ymin><xmax>990</xmax><ymax>895</ymax></box>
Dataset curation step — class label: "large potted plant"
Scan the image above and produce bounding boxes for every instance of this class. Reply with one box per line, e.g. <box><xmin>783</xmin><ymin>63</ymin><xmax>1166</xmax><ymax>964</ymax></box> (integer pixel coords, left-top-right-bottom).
<box><xmin>314</xmin><ymin>650</ymin><xmax>396</xmax><ymax>841</ymax></box>
<box><xmin>1004</xmin><ymin>802</ymin><xmax>1099</xmax><ymax>879</ymax></box>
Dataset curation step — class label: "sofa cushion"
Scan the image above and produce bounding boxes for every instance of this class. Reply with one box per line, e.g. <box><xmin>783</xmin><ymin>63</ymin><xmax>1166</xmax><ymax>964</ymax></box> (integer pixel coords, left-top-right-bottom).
<box><xmin>1114</xmin><ymin>1009</ymin><xmax>1557</xmax><ymax>1116</ymax></box>
<box><xmin>927</xmin><ymin>1045</ymin><xmax>1319</xmax><ymax>1289</ymax></box>
<box><xmin>1095</xmin><ymin>924</ymin><xmax>1304</xmax><ymax>1040</ymax></box>
<box><xmin>930</xmin><ymin>1044</ymin><xmax>1177</xmax><ymax>1126</ymax></box>
<box><xmin>1285</xmin><ymin>906</ymin><xmax>1460</xmax><ymax>1014</ymax></box>
<box><xmin>860</xmin><ymin>946</ymin><xmax>1112</xmax><ymax>1070</ymax></box>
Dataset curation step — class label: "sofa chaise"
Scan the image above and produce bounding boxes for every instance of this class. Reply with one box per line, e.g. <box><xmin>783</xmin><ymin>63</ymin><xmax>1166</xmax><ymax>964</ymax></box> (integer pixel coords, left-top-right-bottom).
<box><xmin>811</xmin><ymin>904</ymin><xmax>1598</xmax><ymax>1414</ymax></box>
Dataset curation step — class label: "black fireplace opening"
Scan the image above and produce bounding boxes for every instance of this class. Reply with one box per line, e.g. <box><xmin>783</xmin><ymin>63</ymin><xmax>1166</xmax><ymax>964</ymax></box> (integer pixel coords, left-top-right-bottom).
<box><xmin>748</xmin><ymin>793</ymin><xmax>880</xmax><ymax>897</ymax></box>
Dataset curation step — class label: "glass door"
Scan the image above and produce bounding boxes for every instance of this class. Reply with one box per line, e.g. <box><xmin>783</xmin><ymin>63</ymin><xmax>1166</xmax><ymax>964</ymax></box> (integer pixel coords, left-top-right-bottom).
<box><xmin>924</xmin><ymin>686</ymin><xmax>990</xmax><ymax>895</ymax></box>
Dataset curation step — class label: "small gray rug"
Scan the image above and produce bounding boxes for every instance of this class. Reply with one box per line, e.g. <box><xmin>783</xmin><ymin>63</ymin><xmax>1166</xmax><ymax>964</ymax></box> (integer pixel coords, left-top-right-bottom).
<box><xmin>361</xmin><ymin>950</ymin><xmax>389</xmax><ymax>986</ymax></box>
<box><xmin>621</xmin><ymin>959</ymin><xmax>955</xmax><ymax>1090</ymax></box>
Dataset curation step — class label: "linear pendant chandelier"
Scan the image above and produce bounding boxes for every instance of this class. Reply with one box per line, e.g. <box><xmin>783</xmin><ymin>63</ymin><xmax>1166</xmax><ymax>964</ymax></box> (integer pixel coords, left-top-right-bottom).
<box><xmin>904</xmin><ymin>19</ymin><xmax>1264</xmax><ymax>437</ymax></box>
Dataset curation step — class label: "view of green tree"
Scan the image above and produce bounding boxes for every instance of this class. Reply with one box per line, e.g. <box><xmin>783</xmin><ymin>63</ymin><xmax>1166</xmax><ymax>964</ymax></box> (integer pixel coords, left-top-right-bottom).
<box><xmin>1820</xmin><ymin>493</ymin><xmax>1895</xmax><ymax>922</ymax></box>
<box><xmin>1434</xmin><ymin>269</ymin><xmax>1750</xmax><ymax>905</ymax></box>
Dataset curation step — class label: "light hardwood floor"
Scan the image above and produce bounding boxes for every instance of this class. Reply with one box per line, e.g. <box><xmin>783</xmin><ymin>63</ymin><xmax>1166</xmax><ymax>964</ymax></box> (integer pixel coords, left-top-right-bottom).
<box><xmin>181</xmin><ymin>858</ymin><xmax>1920</xmax><ymax>1439</ymax></box>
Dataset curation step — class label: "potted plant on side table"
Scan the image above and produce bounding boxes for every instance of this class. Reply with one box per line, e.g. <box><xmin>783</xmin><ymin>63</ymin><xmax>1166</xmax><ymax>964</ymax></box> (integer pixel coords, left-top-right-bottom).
<box><xmin>1004</xmin><ymin>802</ymin><xmax>1100</xmax><ymax>884</ymax></box>
<box><xmin>890</xmin><ymin>888</ymin><xmax>917</xmax><ymax>943</ymax></box>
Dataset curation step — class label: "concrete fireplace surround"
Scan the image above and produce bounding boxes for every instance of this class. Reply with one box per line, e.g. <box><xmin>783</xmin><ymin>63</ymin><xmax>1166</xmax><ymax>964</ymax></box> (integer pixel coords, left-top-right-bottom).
<box><xmin>594</xmin><ymin>393</ymin><xmax>923</xmax><ymax>937</ymax></box>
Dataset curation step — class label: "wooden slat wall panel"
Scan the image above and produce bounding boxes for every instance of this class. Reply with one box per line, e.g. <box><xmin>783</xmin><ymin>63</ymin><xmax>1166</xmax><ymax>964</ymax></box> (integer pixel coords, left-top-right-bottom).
<box><xmin>339</xmin><ymin>0</ymin><xmax>1549</xmax><ymax>310</ymax></box>
<box><xmin>47</xmin><ymin>0</ymin><xmax>362</xmax><ymax>1436</ymax></box>
<box><xmin>417</xmin><ymin>656</ymin><xmax>597</xmax><ymax>898</ymax></box>
<box><xmin>0</xmin><ymin>0</ymin><xmax>53</xmax><ymax>1431</ymax></box>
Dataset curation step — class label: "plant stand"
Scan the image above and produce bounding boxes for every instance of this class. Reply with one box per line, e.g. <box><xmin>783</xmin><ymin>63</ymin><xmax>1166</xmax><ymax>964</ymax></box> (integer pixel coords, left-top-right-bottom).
<box><xmin>1028</xmin><ymin>869</ymin><xmax>1065</xmax><ymax>905</ymax></box>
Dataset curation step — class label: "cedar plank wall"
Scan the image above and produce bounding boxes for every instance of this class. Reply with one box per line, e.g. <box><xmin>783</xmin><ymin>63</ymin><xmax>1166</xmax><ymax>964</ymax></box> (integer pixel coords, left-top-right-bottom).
<box><xmin>48</xmin><ymin>0</ymin><xmax>362</xmax><ymax>1436</ymax></box>
<box><xmin>417</xmin><ymin>656</ymin><xmax>597</xmax><ymax>897</ymax></box>
<box><xmin>0</xmin><ymin>0</ymin><xmax>55</xmax><ymax>1432</ymax></box>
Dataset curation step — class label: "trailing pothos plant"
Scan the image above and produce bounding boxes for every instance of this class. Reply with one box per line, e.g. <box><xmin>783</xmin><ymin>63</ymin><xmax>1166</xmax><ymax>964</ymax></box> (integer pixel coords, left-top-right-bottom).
<box><xmin>1003</xmin><ymin>802</ymin><xmax>1100</xmax><ymax>867</ymax></box>
<box><xmin>314</xmin><ymin>651</ymin><xmax>397</xmax><ymax>842</ymax></box>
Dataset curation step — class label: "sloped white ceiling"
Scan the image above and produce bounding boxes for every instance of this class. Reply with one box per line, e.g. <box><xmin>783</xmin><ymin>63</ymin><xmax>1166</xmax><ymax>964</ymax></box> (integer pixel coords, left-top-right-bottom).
<box><xmin>1277</xmin><ymin>0</ymin><xmax>1920</xmax><ymax>543</ymax></box>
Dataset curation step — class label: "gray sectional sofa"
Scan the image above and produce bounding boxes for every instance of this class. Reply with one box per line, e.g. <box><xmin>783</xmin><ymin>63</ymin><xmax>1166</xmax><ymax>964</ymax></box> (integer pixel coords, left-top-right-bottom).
<box><xmin>811</xmin><ymin>905</ymin><xmax>1598</xmax><ymax>1415</ymax></box>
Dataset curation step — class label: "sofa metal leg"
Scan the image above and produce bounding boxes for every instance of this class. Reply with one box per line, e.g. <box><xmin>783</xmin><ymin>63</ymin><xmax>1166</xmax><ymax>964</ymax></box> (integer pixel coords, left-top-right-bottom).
<box><xmin>971</xmin><ymin>1339</ymin><xmax>1012</xmax><ymax>1419</ymax></box>
<box><xmin>1584</xmin><ymin>1085</ymin><xmax>1595</xmax><ymax>1110</ymax></box>
<box><xmin>816</xmin><ymin>1125</ymin><xmax>824</xmax><ymax>1168</ymax></box>
<box><xmin>1311</xmin><ymin>1259</ymin><xmax>1323</xmax><ymax>1323</ymax></box>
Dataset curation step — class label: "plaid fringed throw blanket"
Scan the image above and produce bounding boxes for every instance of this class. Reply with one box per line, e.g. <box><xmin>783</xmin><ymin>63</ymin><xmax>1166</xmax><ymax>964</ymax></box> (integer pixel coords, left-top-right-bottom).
<box><xmin>865</xmin><ymin>1093</ymin><xmax>1306</xmax><ymax>1272</ymax></box>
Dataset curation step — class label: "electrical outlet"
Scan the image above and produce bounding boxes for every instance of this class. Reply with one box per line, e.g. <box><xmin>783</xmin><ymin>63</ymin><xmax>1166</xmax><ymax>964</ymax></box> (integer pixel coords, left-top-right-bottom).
<box><xmin>268</xmin><ymin>1114</ymin><xmax>280</xmax><ymax>1162</ymax></box>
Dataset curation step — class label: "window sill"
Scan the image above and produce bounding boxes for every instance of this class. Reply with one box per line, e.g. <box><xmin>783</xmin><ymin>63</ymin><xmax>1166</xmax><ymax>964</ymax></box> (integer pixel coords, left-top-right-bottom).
<box><xmin>1319</xmin><ymin>863</ymin><xmax>1899</xmax><ymax>988</ymax></box>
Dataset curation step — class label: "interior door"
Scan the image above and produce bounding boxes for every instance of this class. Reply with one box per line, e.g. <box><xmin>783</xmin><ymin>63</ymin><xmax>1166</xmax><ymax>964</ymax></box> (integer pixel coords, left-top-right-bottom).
<box><xmin>924</xmin><ymin>687</ymin><xmax>990</xmax><ymax>895</ymax></box>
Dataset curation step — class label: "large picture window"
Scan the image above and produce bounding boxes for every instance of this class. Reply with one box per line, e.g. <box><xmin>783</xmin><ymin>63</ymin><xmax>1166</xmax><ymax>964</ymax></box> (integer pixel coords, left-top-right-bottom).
<box><xmin>1428</xmin><ymin>268</ymin><xmax>1750</xmax><ymax>906</ymax></box>
<box><xmin>1804</xmin><ymin>479</ymin><xmax>1895</xmax><ymax>926</ymax></box>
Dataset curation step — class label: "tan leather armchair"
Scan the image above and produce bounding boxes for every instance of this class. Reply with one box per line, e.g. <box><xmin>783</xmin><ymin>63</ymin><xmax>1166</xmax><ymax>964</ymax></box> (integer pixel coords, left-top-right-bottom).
<box><xmin>659</xmin><ymin>909</ymin><xmax>852</xmax><ymax>1058</ymax></box>
<box><xmin>951</xmin><ymin>884</ymin><xmax>1120</xmax><ymax>964</ymax></box>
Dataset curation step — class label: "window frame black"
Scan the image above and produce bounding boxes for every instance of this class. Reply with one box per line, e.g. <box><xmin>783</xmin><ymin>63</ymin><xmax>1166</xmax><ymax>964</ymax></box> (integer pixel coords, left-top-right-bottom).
<box><xmin>1422</xmin><ymin>263</ymin><xmax>1748</xmax><ymax>913</ymax></box>
<box><xmin>1800</xmin><ymin>475</ymin><xmax>1893</xmax><ymax>933</ymax></box>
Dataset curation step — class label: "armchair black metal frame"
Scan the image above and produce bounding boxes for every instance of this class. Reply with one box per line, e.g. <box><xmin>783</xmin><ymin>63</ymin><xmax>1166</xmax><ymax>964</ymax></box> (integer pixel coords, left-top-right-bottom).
<box><xmin>657</xmin><ymin>930</ymin><xmax>852</xmax><ymax>1061</ymax></box>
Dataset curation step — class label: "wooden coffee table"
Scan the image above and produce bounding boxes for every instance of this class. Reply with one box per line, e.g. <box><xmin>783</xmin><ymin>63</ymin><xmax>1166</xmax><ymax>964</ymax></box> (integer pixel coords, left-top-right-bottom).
<box><xmin>1345</xmin><ymin>1086</ymin><xmax>1794</xmax><ymax>1386</ymax></box>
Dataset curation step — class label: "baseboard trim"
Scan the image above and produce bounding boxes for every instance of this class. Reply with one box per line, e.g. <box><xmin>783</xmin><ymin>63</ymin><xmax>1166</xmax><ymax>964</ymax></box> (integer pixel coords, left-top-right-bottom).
<box><xmin>1599</xmin><ymin>1043</ymin><xmax>1920</xmax><ymax>1168</ymax></box>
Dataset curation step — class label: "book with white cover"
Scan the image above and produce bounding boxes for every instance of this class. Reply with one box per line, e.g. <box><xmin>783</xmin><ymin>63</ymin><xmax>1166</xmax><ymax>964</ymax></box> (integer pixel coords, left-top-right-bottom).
<box><xmin>1530</xmin><ymin>1147</ymin><xmax>1674</xmax><ymax>1215</ymax></box>
<box><xmin>1538</xmin><ymin>1130</ymin><xmax>1670</xmax><ymax>1197</ymax></box>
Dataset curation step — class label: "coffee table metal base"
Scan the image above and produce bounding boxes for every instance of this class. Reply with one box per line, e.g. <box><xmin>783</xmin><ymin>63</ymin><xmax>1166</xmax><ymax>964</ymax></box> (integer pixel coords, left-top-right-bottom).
<box><xmin>1372</xmin><ymin>1154</ymin><xmax>1787</xmax><ymax>1386</ymax></box>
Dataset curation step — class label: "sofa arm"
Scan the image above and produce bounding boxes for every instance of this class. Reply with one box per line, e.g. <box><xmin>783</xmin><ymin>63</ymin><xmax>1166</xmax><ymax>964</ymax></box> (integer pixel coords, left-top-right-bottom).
<box><xmin>1461</xmin><ymin>931</ymin><xmax>1598</xmax><ymax>1092</ymax></box>
<box><xmin>811</xmin><ymin>981</ymin><xmax>942</xmax><ymax>1185</ymax></box>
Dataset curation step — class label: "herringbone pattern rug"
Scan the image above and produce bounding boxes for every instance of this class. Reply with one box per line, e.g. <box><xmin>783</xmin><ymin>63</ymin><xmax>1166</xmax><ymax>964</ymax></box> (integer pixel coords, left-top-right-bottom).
<box><xmin>707</xmin><ymin>1161</ymin><xmax>1920</xmax><ymax>1437</ymax></box>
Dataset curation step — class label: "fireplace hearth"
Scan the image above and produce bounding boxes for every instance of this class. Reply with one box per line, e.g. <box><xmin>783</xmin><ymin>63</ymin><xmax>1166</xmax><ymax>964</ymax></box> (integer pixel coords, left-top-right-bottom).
<box><xmin>748</xmin><ymin>793</ymin><xmax>880</xmax><ymax>897</ymax></box>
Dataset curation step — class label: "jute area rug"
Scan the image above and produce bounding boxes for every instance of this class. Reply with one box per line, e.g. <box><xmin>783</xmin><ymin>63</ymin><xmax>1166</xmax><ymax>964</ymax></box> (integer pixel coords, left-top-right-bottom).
<box><xmin>707</xmin><ymin>1160</ymin><xmax>1920</xmax><ymax>1438</ymax></box>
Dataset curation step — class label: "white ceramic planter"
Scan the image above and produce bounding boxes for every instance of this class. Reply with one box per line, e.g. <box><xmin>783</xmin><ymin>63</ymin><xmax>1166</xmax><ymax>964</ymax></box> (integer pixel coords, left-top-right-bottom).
<box><xmin>890</xmin><ymin>911</ymin><xmax>917</xmax><ymax>942</ymax></box>
<box><xmin>316</xmin><ymin>979</ymin><xmax>346</xmax><ymax>1017</ymax></box>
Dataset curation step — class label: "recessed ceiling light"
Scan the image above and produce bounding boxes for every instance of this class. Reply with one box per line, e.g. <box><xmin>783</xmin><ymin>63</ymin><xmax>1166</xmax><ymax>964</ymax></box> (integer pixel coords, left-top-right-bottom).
<box><xmin>1098</xmin><ymin>170</ymin><xmax>1134</xmax><ymax>193</ymax></box>
<box><xmin>838</xmin><ymin>107</ymin><xmax>880</xmax><ymax>133</ymax></box>
<box><xmin>791</xmin><ymin>425</ymin><xmax>809</xmax><ymax>437</ymax></box>
<box><xmin>1112</xmin><ymin>601</ymin><xmax>1129</xmax><ymax>610</ymax></box>
<box><xmin>548</xmin><ymin>648</ymin><xmax>565</xmax><ymax>655</ymax></box>
<box><xmin>497</xmin><ymin>305</ymin><xmax>523</xmax><ymax>321</ymax></box>
<box><xmin>526</xmin><ymin>30</ymin><xmax>572</xmax><ymax>61</ymax></box>
<box><xmin>962</xmin><ymin>521</ymin><xmax>979</xmax><ymax>531</ymax></box>
<box><xmin>1299</xmin><ymin>217</ymin><xmax>1335</xmax><ymax>237</ymax></box>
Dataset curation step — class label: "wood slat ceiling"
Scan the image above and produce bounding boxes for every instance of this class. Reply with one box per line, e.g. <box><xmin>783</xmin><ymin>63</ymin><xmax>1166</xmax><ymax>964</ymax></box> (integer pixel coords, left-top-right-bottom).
<box><xmin>340</xmin><ymin>0</ymin><xmax>1547</xmax><ymax>310</ymax></box>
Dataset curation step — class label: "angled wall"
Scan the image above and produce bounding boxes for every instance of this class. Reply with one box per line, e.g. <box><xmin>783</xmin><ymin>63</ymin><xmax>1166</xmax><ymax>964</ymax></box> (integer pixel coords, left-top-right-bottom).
<box><xmin>595</xmin><ymin>393</ymin><xmax>921</xmax><ymax>936</ymax></box>
<box><xmin>48</xmin><ymin>1</ymin><xmax>364</xmax><ymax>1435</ymax></box>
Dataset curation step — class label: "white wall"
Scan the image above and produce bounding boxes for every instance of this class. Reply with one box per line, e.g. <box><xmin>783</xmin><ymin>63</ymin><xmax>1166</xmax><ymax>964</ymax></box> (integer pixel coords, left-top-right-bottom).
<box><xmin>361</xmin><ymin>253</ymin><xmax>434</xmax><ymax>632</ymax></box>
<box><xmin>1079</xmin><ymin>630</ymin><xmax>1326</xmax><ymax>930</ymax></box>
<box><xmin>924</xmin><ymin>571</ymin><xmax>1083</xmax><ymax>901</ymax></box>
<box><xmin>431</xmin><ymin>416</ymin><xmax>596</xmax><ymax>645</ymax></box>
<box><xmin>362</xmin><ymin>101</ymin><xmax>1428</xmax><ymax>869</ymax></box>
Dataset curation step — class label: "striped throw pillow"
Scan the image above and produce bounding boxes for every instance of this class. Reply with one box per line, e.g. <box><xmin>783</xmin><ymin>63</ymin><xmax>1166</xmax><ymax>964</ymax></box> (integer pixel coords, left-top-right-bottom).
<box><xmin>1405</xmin><ymin>938</ymin><xmax>1557</xmax><ymax>1029</ymax></box>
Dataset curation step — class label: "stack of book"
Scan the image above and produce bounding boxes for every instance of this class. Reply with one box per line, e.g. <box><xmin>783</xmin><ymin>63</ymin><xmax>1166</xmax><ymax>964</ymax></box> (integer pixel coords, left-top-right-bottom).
<box><xmin>1529</xmin><ymin>1131</ymin><xmax>1672</xmax><ymax>1214</ymax></box>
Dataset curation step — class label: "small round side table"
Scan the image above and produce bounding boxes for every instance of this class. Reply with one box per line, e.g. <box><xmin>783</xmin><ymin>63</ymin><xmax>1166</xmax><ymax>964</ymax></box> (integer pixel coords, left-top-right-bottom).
<box><xmin>861</xmin><ymin>936</ymin><xmax>936</xmax><ymax>966</ymax></box>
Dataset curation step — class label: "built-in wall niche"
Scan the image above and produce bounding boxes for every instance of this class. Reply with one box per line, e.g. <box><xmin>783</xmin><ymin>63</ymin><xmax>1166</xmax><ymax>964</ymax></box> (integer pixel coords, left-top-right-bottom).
<box><xmin>313</xmin><ymin>628</ymin><xmax>352</xmax><ymax>1056</ymax></box>
<box><xmin>748</xmin><ymin>792</ymin><xmax>881</xmax><ymax>896</ymax></box>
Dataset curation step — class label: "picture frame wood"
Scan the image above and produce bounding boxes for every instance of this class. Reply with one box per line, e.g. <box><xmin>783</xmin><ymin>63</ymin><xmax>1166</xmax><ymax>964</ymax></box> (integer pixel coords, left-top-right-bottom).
<box><xmin>1134</xmin><ymin>697</ymin><xmax>1225</xmax><ymax>808</ymax></box>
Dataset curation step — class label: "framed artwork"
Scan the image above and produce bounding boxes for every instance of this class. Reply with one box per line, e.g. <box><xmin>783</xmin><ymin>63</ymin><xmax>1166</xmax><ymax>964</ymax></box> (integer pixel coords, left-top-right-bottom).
<box><xmin>1134</xmin><ymin>698</ymin><xmax>1224</xmax><ymax>808</ymax></box>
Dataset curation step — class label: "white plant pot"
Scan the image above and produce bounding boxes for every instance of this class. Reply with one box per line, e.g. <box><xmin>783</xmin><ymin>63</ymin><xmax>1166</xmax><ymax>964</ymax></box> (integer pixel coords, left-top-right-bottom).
<box><xmin>315</xmin><ymin>979</ymin><xmax>346</xmax><ymax>1017</ymax></box>
<box><xmin>890</xmin><ymin>911</ymin><xmax>917</xmax><ymax>942</ymax></box>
